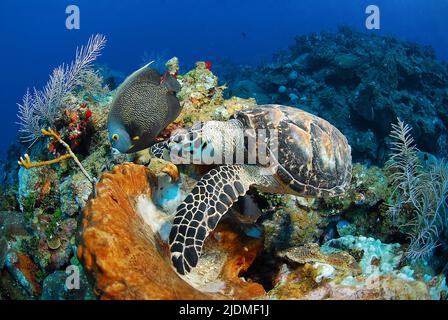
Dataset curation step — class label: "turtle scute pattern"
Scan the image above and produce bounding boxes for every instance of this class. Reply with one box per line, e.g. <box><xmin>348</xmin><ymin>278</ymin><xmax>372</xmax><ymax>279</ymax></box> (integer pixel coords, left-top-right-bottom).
<box><xmin>233</xmin><ymin>104</ymin><xmax>352</xmax><ymax>197</ymax></box>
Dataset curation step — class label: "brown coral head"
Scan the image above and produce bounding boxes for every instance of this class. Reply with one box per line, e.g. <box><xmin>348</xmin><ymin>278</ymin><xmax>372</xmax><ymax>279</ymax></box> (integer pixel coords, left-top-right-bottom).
<box><xmin>77</xmin><ymin>163</ymin><xmax>209</xmax><ymax>300</ymax></box>
<box><xmin>77</xmin><ymin>163</ymin><xmax>266</xmax><ymax>300</ymax></box>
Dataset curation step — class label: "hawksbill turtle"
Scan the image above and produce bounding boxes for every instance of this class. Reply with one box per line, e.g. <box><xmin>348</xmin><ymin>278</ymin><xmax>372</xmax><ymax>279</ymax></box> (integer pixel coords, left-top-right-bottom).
<box><xmin>152</xmin><ymin>104</ymin><xmax>352</xmax><ymax>274</ymax></box>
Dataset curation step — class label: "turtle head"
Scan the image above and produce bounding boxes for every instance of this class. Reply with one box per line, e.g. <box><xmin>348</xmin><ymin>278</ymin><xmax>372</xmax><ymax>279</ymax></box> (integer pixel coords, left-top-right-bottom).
<box><xmin>166</xmin><ymin>122</ymin><xmax>218</xmax><ymax>164</ymax></box>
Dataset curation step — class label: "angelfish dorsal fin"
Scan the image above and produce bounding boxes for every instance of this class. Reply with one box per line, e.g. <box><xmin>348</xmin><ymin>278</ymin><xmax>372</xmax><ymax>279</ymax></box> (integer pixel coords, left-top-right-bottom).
<box><xmin>133</xmin><ymin>60</ymin><xmax>155</xmax><ymax>76</ymax></box>
<box><xmin>122</xmin><ymin>61</ymin><xmax>160</xmax><ymax>86</ymax></box>
<box><xmin>126</xmin><ymin>60</ymin><xmax>154</xmax><ymax>80</ymax></box>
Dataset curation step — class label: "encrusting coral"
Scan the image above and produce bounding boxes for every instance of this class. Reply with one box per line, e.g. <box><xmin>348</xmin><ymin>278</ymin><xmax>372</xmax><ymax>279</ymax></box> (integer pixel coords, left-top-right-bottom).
<box><xmin>278</xmin><ymin>243</ymin><xmax>360</xmax><ymax>274</ymax></box>
<box><xmin>270</xmin><ymin>236</ymin><xmax>447</xmax><ymax>300</ymax></box>
<box><xmin>173</xmin><ymin>61</ymin><xmax>256</xmax><ymax>127</ymax></box>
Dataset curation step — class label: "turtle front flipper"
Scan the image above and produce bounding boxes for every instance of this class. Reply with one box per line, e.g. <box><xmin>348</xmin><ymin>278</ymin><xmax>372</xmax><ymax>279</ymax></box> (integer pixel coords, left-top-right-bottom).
<box><xmin>169</xmin><ymin>164</ymin><xmax>263</xmax><ymax>275</ymax></box>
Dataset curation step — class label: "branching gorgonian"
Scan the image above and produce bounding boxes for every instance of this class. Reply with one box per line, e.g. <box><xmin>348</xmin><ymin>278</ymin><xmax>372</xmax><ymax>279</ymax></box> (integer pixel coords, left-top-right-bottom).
<box><xmin>386</xmin><ymin>118</ymin><xmax>448</xmax><ymax>261</ymax></box>
<box><xmin>16</xmin><ymin>34</ymin><xmax>107</xmax><ymax>143</ymax></box>
<box><xmin>17</xmin><ymin>89</ymin><xmax>41</xmax><ymax>143</ymax></box>
<box><xmin>385</xmin><ymin>119</ymin><xmax>421</xmax><ymax>216</ymax></box>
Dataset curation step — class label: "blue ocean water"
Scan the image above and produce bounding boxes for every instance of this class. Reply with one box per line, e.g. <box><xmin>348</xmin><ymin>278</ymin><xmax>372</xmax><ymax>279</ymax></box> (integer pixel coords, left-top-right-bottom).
<box><xmin>0</xmin><ymin>0</ymin><xmax>447</xmax><ymax>158</ymax></box>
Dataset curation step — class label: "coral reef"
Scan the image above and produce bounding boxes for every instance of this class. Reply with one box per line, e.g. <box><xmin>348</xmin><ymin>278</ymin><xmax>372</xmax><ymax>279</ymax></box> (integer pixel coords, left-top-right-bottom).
<box><xmin>5</xmin><ymin>252</ymin><xmax>42</xmax><ymax>297</ymax></box>
<box><xmin>41</xmin><ymin>270</ymin><xmax>95</xmax><ymax>300</ymax></box>
<box><xmin>0</xmin><ymin>146</ymin><xmax>21</xmax><ymax>211</ymax></box>
<box><xmin>2</xmin><ymin>54</ymin><xmax>260</xmax><ymax>299</ymax></box>
<box><xmin>0</xmin><ymin>38</ymin><xmax>122</xmax><ymax>300</ymax></box>
<box><xmin>1</xmin><ymin>40</ymin><xmax>447</xmax><ymax>300</ymax></box>
<box><xmin>261</xmin><ymin>195</ymin><xmax>324</xmax><ymax>252</ymax></box>
<box><xmin>260</xmin><ymin>162</ymin><xmax>392</xmax><ymax>252</ymax></box>
<box><xmin>175</xmin><ymin>61</ymin><xmax>256</xmax><ymax>127</ymax></box>
<box><xmin>222</xmin><ymin>27</ymin><xmax>448</xmax><ymax>164</ymax></box>
<box><xmin>270</xmin><ymin>236</ymin><xmax>447</xmax><ymax>300</ymax></box>
<box><xmin>278</xmin><ymin>243</ymin><xmax>360</xmax><ymax>273</ymax></box>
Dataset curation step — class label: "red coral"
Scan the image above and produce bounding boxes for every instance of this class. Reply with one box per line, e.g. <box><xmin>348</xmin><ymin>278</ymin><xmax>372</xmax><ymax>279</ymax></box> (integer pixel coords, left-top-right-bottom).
<box><xmin>205</xmin><ymin>61</ymin><xmax>212</xmax><ymax>70</ymax></box>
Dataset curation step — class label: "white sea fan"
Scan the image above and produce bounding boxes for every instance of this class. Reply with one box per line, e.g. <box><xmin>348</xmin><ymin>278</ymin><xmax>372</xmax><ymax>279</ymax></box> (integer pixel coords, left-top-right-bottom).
<box><xmin>386</xmin><ymin>118</ymin><xmax>448</xmax><ymax>261</ymax></box>
<box><xmin>386</xmin><ymin>118</ymin><xmax>421</xmax><ymax>210</ymax></box>
<box><xmin>406</xmin><ymin>160</ymin><xmax>448</xmax><ymax>260</ymax></box>
<box><xmin>16</xmin><ymin>89</ymin><xmax>41</xmax><ymax>142</ymax></box>
<box><xmin>64</xmin><ymin>34</ymin><xmax>107</xmax><ymax>92</ymax></box>
<box><xmin>16</xmin><ymin>34</ymin><xmax>107</xmax><ymax>143</ymax></box>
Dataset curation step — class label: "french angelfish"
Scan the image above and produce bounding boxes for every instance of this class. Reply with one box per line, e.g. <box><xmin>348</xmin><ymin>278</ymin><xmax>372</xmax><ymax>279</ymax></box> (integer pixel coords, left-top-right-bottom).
<box><xmin>107</xmin><ymin>62</ymin><xmax>181</xmax><ymax>153</ymax></box>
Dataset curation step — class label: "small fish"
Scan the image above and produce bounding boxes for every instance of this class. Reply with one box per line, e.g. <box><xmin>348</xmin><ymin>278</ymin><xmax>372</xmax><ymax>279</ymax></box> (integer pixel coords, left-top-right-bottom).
<box><xmin>107</xmin><ymin>62</ymin><xmax>182</xmax><ymax>153</ymax></box>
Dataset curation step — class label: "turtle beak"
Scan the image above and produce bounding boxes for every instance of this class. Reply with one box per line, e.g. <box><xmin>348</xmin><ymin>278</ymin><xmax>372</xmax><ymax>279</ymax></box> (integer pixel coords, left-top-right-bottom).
<box><xmin>168</xmin><ymin>140</ymin><xmax>177</xmax><ymax>149</ymax></box>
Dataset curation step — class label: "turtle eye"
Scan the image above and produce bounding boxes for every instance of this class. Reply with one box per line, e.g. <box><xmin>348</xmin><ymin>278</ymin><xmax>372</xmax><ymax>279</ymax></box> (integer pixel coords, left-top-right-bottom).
<box><xmin>112</xmin><ymin>134</ymin><xmax>119</xmax><ymax>141</ymax></box>
<box><xmin>172</xmin><ymin>135</ymin><xmax>183</xmax><ymax>144</ymax></box>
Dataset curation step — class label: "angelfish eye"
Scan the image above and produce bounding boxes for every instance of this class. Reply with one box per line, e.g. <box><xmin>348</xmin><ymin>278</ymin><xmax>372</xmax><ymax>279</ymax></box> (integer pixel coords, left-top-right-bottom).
<box><xmin>112</xmin><ymin>134</ymin><xmax>119</xmax><ymax>141</ymax></box>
